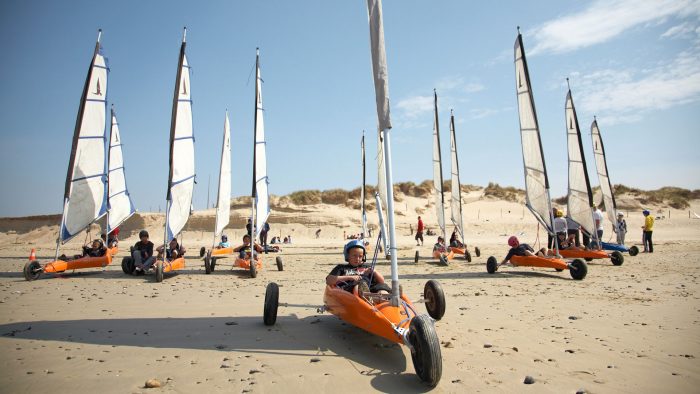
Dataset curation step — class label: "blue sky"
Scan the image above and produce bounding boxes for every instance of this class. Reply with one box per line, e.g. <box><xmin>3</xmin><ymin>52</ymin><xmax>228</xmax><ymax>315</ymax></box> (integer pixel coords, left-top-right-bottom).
<box><xmin>1</xmin><ymin>0</ymin><xmax>699</xmax><ymax>217</ymax></box>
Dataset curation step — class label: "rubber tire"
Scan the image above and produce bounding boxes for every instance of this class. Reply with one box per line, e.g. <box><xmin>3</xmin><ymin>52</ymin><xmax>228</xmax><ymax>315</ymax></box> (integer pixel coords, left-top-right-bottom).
<box><xmin>424</xmin><ymin>280</ymin><xmax>446</xmax><ymax>320</ymax></box>
<box><xmin>486</xmin><ymin>256</ymin><xmax>498</xmax><ymax>274</ymax></box>
<box><xmin>585</xmin><ymin>258</ymin><xmax>593</xmax><ymax>262</ymax></box>
<box><xmin>555</xmin><ymin>268</ymin><xmax>563</xmax><ymax>272</ymax></box>
<box><xmin>409</xmin><ymin>315</ymin><xmax>442</xmax><ymax>387</ymax></box>
<box><xmin>628</xmin><ymin>245</ymin><xmax>639</xmax><ymax>256</ymax></box>
<box><xmin>276</xmin><ymin>256</ymin><xmax>284</xmax><ymax>271</ymax></box>
<box><xmin>199</xmin><ymin>246</ymin><xmax>206</xmax><ymax>258</ymax></box>
<box><xmin>611</xmin><ymin>251</ymin><xmax>624</xmax><ymax>266</ymax></box>
<box><xmin>438</xmin><ymin>255</ymin><xmax>448</xmax><ymax>266</ymax></box>
<box><xmin>211</xmin><ymin>258</ymin><xmax>216</xmax><ymax>272</ymax></box>
<box><xmin>475</xmin><ymin>246</ymin><xmax>481</xmax><ymax>257</ymax></box>
<box><xmin>414</xmin><ymin>251</ymin><xmax>419</xmax><ymax>263</ymax></box>
<box><xmin>121</xmin><ymin>257</ymin><xmax>135</xmax><ymax>275</ymax></box>
<box><xmin>155</xmin><ymin>261</ymin><xmax>164</xmax><ymax>282</ymax></box>
<box><xmin>464</xmin><ymin>250</ymin><xmax>472</xmax><ymax>263</ymax></box>
<box><xmin>263</xmin><ymin>282</ymin><xmax>279</xmax><ymax>326</ymax></box>
<box><xmin>250</xmin><ymin>260</ymin><xmax>257</xmax><ymax>278</ymax></box>
<box><xmin>204</xmin><ymin>252</ymin><xmax>212</xmax><ymax>274</ymax></box>
<box><xmin>23</xmin><ymin>260</ymin><xmax>41</xmax><ymax>281</ymax></box>
<box><xmin>569</xmin><ymin>259</ymin><xmax>588</xmax><ymax>280</ymax></box>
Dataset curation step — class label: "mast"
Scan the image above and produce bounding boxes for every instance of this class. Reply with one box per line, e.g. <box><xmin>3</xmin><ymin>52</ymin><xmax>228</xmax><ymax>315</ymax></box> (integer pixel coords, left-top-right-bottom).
<box><xmin>432</xmin><ymin>89</ymin><xmax>446</xmax><ymax>242</ymax></box>
<box><xmin>56</xmin><ymin>28</ymin><xmax>109</xmax><ymax>259</ymax></box>
<box><xmin>513</xmin><ymin>27</ymin><xmax>557</xmax><ymax>241</ymax></box>
<box><xmin>367</xmin><ymin>0</ymin><xmax>399</xmax><ymax>305</ymax></box>
<box><xmin>591</xmin><ymin>117</ymin><xmax>618</xmax><ymax>226</ymax></box>
<box><xmin>212</xmin><ymin>111</ymin><xmax>232</xmax><ymax>249</ymax></box>
<box><xmin>565</xmin><ymin>79</ymin><xmax>598</xmax><ymax>246</ymax></box>
<box><xmin>449</xmin><ymin>109</ymin><xmax>464</xmax><ymax>242</ymax></box>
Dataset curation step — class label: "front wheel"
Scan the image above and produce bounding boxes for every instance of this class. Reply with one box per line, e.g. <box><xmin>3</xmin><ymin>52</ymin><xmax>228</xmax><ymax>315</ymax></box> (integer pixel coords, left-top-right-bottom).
<box><xmin>438</xmin><ymin>255</ymin><xmax>448</xmax><ymax>266</ymax></box>
<box><xmin>569</xmin><ymin>259</ymin><xmax>588</xmax><ymax>280</ymax></box>
<box><xmin>474</xmin><ymin>246</ymin><xmax>481</xmax><ymax>257</ymax></box>
<box><xmin>414</xmin><ymin>251</ymin><xmax>419</xmax><ymax>264</ymax></box>
<box><xmin>250</xmin><ymin>260</ymin><xmax>257</xmax><ymax>278</ymax></box>
<box><xmin>204</xmin><ymin>252</ymin><xmax>212</xmax><ymax>274</ymax></box>
<box><xmin>628</xmin><ymin>245</ymin><xmax>639</xmax><ymax>256</ymax></box>
<box><xmin>409</xmin><ymin>315</ymin><xmax>442</xmax><ymax>387</ymax></box>
<box><xmin>263</xmin><ymin>282</ymin><xmax>279</xmax><ymax>326</ymax></box>
<box><xmin>276</xmin><ymin>256</ymin><xmax>284</xmax><ymax>271</ymax></box>
<box><xmin>464</xmin><ymin>250</ymin><xmax>472</xmax><ymax>263</ymax></box>
<box><xmin>424</xmin><ymin>280</ymin><xmax>446</xmax><ymax>320</ymax></box>
<box><xmin>121</xmin><ymin>257</ymin><xmax>135</xmax><ymax>275</ymax></box>
<box><xmin>610</xmin><ymin>251</ymin><xmax>624</xmax><ymax>266</ymax></box>
<box><xmin>155</xmin><ymin>261</ymin><xmax>164</xmax><ymax>282</ymax></box>
<box><xmin>486</xmin><ymin>256</ymin><xmax>498</xmax><ymax>274</ymax></box>
<box><xmin>23</xmin><ymin>260</ymin><xmax>42</xmax><ymax>281</ymax></box>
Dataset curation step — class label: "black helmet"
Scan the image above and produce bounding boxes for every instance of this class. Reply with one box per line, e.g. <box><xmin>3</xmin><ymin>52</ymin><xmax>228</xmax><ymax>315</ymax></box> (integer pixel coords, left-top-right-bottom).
<box><xmin>139</xmin><ymin>230</ymin><xmax>149</xmax><ymax>238</ymax></box>
<box><xmin>222</xmin><ymin>234</ymin><xmax>228</xmax><ymax>242</ymax></box>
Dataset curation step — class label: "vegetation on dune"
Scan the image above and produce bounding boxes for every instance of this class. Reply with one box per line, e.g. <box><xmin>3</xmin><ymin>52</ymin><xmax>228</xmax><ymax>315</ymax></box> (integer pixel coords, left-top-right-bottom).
<box><xmin>483</xmin><ymin>182</ymin><xmax>525</xmax><ymax>202</ymax></box>
<box><xmin>288</xmin><ymin>190</ymin><xmax>322</xmax><ymax>205</ymax></box>
<box><xmin>613</xmin><ymin>184</ymin><xmax>700</xmax><ymax>210</ymax></box>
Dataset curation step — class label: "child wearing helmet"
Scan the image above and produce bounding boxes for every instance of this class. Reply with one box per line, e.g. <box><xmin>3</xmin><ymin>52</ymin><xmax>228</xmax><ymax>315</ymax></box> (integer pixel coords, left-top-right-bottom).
<box><xmin>156</xmin><ymin>238</ymin><xmax>186</xmax><ymax>260</ymax></box>
<box><xmin>326</xmin><ymin>240</ymin><xmax>390</xmax><ymax>294</ymax></box>
<box><xmin>83</xmin><ymin>238</ymin><xmax>107</xmax><ymax>258</ymax></box>
<box><xmin>217</xmin><ymin>234</ymin><xmax>230</xmax><ymax>249</ymax></box>
<box><xmin>500</xmin><ymin>236</ymin><xmax>548</xmax><ymax>266</ymax></box>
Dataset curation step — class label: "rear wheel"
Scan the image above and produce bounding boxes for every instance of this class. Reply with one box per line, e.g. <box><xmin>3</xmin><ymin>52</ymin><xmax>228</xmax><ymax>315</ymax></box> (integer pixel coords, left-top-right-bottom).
<box><xmin>121</xmin><ymin>257</ymin><xmax>135</xmax><ymax>274</ymax></box>
<box><xmin>199</xmin><ymin>246</ymin><xmax>206</xmax><ymax>258</ymax></box>
<box><xmin>474</xmin><ymin>246</ymin><xmax>481</xmax><ymax>257</ymax></box>
<box><xmin>464</xmin><ymin>250</ymin><xmax>472</xmax><ymax>263</ymax></box>
<box><xmin>569</xmin><ymin>259</ymin><xmax>587</xmax><ymax>280</ymax></box>
<box><xmin>438</xmin><ymin>255</ymin><xmax>448</xmax><ymax>266</ymax></box>
<box><xmin>611</xmin><ymin>251</ymin><xmax>624</xmax><ymax>266</ymax></box>
<box><xmin>628</xmin><ymin>245</ymin><xmax>639</xmax><ymax>256</ymax></box>
<box><xmin>409</xmin><ymin>315</ymin><xmax>442</xmax><ymax>387</ymax></box>
<box><xmin>204</xmin><ymin>252</ymin><xmax>212</xmax><ymax>274</ymax></box>
<box><xmin>414</xmin><ymin>251</ymin><xmax>419</xmax><ymax>263</ymax></box>
<box><xmin>424</xmin><ymin>280</ymin><xmax>446</xmax><ymax>320</ymax></box>
<box><xmin>263</xmin><ymin>282</ymin><xmax>279</xmax><ymax>326</ymax></box>
<box><xmin>23</xmin><ymin>261</ymin><xmax>42</xmax><ymax>281</ymax></box>
<box><xmin>486</xmin><ymin>256</ymin><xmax>498</xmax><ymax>274</ymax></box>
<box><xmin>276</xmin><ymin>256</ymin><xmax>284</xmax><ymax>271</ymax></box>
<box><xmin>155</xmin><ymin>261</ymin><xmax>164</xmax><ymax>282</ymax></box>
<box><xmin>250</xmin><ymin>260</ymin><xmax>257</xmax><ymax>278</ymax></box>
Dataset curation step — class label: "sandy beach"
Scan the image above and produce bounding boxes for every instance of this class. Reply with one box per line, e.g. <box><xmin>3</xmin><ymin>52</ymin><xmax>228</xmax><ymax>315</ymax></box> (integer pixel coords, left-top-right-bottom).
<box><xmin>1</xmin><ymin>193</ymin><xmax>699</xmax><ymax>393</ymax></box>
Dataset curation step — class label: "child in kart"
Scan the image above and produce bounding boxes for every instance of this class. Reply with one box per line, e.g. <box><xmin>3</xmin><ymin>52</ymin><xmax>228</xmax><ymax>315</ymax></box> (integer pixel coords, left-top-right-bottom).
<box><xmin>156</xmin><ymin>238</ymin><xmax>186</xmax><ymax>260</ymax></box>
<box><xmin>433</xmin><ymin>236</ymin><xmax>448</xmax><ymax>254</ymax></box>
<box><xmin>216</xmin><ymin>234</ymin><xmax>230</xmax><ymax>249</ymax></box>
<box><xmin>233</xmin><ymin>234</ymin><xmax>264</xmax><ymax>259</ymax></box>
<box><xmin>132</xmin><ymin>230</ymin><xmax>155</xmax><ymax>274</ymax></box>
<box><xmin>326</xmin><ymin>240</ymin><xmax>390</xmax><ymax>295</ymax></box>
<box><xmin>499</xmin><ymin>236</ymin><xmax>549</xmax><ymax>267</ymax></box>
<box><xmin>449</xmin><ymin>230</ymin><xmax>464</xmax><ymax>248</ymax></box>
<box><xmin>59</xmin><ymin>238</ymin><xmax>106</xmax><ymax>261</ymax></box>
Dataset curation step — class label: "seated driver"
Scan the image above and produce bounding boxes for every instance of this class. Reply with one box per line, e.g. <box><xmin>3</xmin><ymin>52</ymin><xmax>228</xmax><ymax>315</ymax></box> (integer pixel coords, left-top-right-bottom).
<box><xmin>217</xmin><ymin>234</ymin><xmax>230</xmax><ymax>249</ymax></box>
<box><xmin>433</xmin><ymin>236</ymin><xmax>448</xmax><ymax>254</ymax></box>
<box><xmin>233</xmin><ymin>234</ymin><xmax>263</xmax><ymax>259</ymax></box>
<box><xmin>326</xmin><ymin>240</ymin><xmax>390</xmax><ymax>294</ymax></box>
<box><xmin>500</xmin><ymin>236</ymin><xmax>549</xmax><ymax>267</ymax></box>
<box><xmin>156</xmin><ymin>238</ymin><xmax>186</xmax><ymax>260</ymax></box>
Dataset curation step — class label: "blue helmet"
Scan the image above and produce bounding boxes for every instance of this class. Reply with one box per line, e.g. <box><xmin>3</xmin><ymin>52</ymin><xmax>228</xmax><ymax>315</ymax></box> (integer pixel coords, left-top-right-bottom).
<box><xmin>344</xmin><ymin>240</ymin><xmax>366</xmax><ymax>262</ymax></box>
<box><xmin>643</xmin><ymin>210</ymin><xmax>650</xmax><ymax>216</ymax></box>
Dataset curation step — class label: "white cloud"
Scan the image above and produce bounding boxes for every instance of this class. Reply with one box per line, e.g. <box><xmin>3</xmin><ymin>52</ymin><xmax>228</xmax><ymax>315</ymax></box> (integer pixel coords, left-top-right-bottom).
<box><xmin>528</xmin><ymin>0</ymin><xmax>700</xmax><ymax>55</ymax></box>
<box><xmin>395</xmin><ymin>95</ymin><xmax>433</xmax><ymax>119</ymax></box>
<box><xmin>661</xmin><ymin>22</ymin><xmax>698</xmax><ymax>39</ymax></box>
<box><xmin>574</xmin><ymin>46</ymin><xmax>700</xmax><ymax>125</ymax></box>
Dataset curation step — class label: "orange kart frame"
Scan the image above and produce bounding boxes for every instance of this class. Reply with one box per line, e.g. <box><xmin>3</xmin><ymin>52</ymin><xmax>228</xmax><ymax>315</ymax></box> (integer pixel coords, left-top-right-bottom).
<box><xmin>558</xmin><ymin>248</ymin><xmax>624</xmax><ymax>266</ymax></box>
<box><xmin>486</xmin><ymin>254</ymin><xmax>588</xmax><ymax>280</ymax></box>
<box><xmin>432</xmin><ymin>249</ymin><xmax>455</xmax><ymax>265</ymax></box>
<box><xmin>23</xmin><ymin>246</ymin><xmax>118</xmax><ymax>281</ymax></box>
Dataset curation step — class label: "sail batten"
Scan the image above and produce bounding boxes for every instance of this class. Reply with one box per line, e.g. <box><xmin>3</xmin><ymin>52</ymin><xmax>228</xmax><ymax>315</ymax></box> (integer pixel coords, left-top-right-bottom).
<box><xmin>565</xmin><ymin>89</ymin><xmax>596</xmax><ymax>236</ymax></box>
<box><xmin>165</xmin><ymin>31</ymin><xmax>195</xmax><ymax>242</ymax></box>
<box><xmin>59</xmin><ymin>32</ymin><xmax>109</xmax><ymax>243</ymax></box>
<box><xmin>513</xmin><ymin>31</ymin><xmax>554</xmax><ymax>234</ymax></box>
<box><xmin>591</xmin><ymin>119</ymin><xmax>617</xmax><ymax>225</ymax></box>
<box><xmin>107</xmin><ymin>108</ymin><xmax>135</xmax><ymax>233</ymax></box>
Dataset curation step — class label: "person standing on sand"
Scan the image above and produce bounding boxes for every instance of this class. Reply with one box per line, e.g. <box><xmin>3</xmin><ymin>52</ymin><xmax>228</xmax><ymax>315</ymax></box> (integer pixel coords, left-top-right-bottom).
<box><xmin>415</xmin><ymin>216</ymin><xmax>424</xmax><ymax>246</ymax></box>
<box><xmin>615</xmin><ymin>212</ymin><xmax>627</xmax><ymax>246</ymax></box>
<box><xmin>593</xmin><ymin>206</ymin><xmax>604</xmax><ymax>240</ymax></box>
<box><xmin>642</xmin><ymin>210</ymin><xmax>654</xmax><ymax>253</ymax></box>
<box><xmin>260</xmin><ymin>222</ymin><xmax>270</xmax><ymax>249</ymax></box>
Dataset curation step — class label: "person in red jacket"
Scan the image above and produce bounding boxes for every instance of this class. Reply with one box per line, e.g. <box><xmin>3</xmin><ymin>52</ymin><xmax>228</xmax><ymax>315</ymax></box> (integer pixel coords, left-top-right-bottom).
<box><xmin>415</xmin><ymin>216</ymin><xmax>424</xmax><ymax>246</ymax></box>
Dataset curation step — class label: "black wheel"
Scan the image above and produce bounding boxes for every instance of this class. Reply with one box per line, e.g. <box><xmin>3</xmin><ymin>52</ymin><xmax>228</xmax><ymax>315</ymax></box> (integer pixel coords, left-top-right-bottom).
<box><xmin>121</xmin><ymin>257</ymin><xmax>135</xmax><ymax>274</ymax></box>
<box><xmin>610</xmin><ymin>251</ymin><xmax>624</xmax><ymax>266</ymax></box>
<box><xmin>474</xmin><ymin>246</ymin><xmax>481</xmax><ymax>257</ymax></box>
<box><xmin>438</xmin><ymin>255</ymin><xmax>448</xmax><ymax>266</ymax></box>
<box><xmin>414</xmin><ymin>251</ymin><xmax>419</xmax><ymax>263</ymax></box>
<box><xmin>199</xmin><ymin>246</ymin><xmax>206</xmax><ymax>258</ymax></box>
<box><xmin>585</xmin><ymin>258</ymin><xmax>592</xmax><ymax>262</ymax></box>
<box><xmin>211</xmin><ymin>257</ymin><xmax>216</xmax><ymax>272</ymax></box>
<box><xmin>276</xmin><ymin>256</ymin><xmax>283</xmax><ymax>271</ymax></box>
<box><xmin>486</xmin><ymin>256</ymin><xmax>497</xmax><ymax>274</ymax></box>
<box><xmin>628</xmin><ymin>245</ymin><xmax>639</xmax><ymax>256</ymax></box>
<box><xmin>464</xmin><ymin>250</ymin><xmax>472</xmax><ymax>263</ymax></box>
<box><xmin>204</xmin><ymin>252</ymin><xmax>212</xmax><ymax>274</ymax></box>
<box><xmin>155</xmin><ymin>261</ymin><xmax>164</xmax><ymax>282</ymax></box>
<box><xmin>569</xmin><ymin>259</ymin><xmax>588</xmax><ymax>280</ymax></box>
<box><xmin>250</xmin><ymin>260</ymin><xmax>257</xmax><ymax>278</ymax></box>
<box><xmin>424</xmin><ymin>280</ymin><xmax>446</xmax><ymax>320</ymax></box>
<box><xmin>23</xmin><ymin>260</ymin><xmax>42</xmax><ymax>281</ymax></box>
<box><xmin>555</xmin><ymin>268</ymin><xmax>563</xmax><ymax>272</ymax></box>
<box><xmin>409</xmin><ymin>315</ymin><xmax>442</xmax><ymax>387</ymax></box>
<box><xmin>263</xmin><ymin>282</ymin><xmax>279</xmax><ymax>326</ymax></box>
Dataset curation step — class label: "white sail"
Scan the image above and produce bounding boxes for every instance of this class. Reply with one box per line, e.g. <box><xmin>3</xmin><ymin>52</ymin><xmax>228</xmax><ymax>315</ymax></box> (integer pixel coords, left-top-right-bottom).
<box><xmin>214</xmin><ymin>112</ymin><xmax>231</xmax><ymax>237</ymax></box>
<box><xmin>361</xmin><ymin>133</ymin><xmax>367</xmax><ymax>237</ymax></box>
<box><xmin>513</xmin><ymin>31</ymin><xmax>554</xmax><ymax>233</ymax></box>
<box><xmin>449</xmin><ymin>111</ymin><xmax>464</xmax><ymax>241</ymax></box>
<box><xmin>166</xmin><ymin>31</ymin><xmax>195</xmax><ymax>241</ymax></box>
<box><xmin>376</xmin><ymin>128</ymin><xmax>389</xmax><ymax>252</ymax></box>
<box><xmin>565</xmin><ymin>88</ymin><xmax>596</xmax><ymax>236</ymax></box>
<box><xmin>107</xmin><ymin>108</ymin><xmax>135</xmax><ymax>233</ymax></box>
<box><xmin>60</xmin><ymin>31</ymin><xmax>108</xmax><ymax>243</ymax></box>
<box><xmin>253</xmin><ymin>49</ymin><xmax>270</xmax><ymax>240</ymax></box>
<box><xmin>591</xmin><ymin>119</ymin><xmax>617</xmax><ymax>225</ymax></box>
<box><xmin>432</xmin><ymin>91</ymin><xmax>446</xmax><ymax>239</ymax></box>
